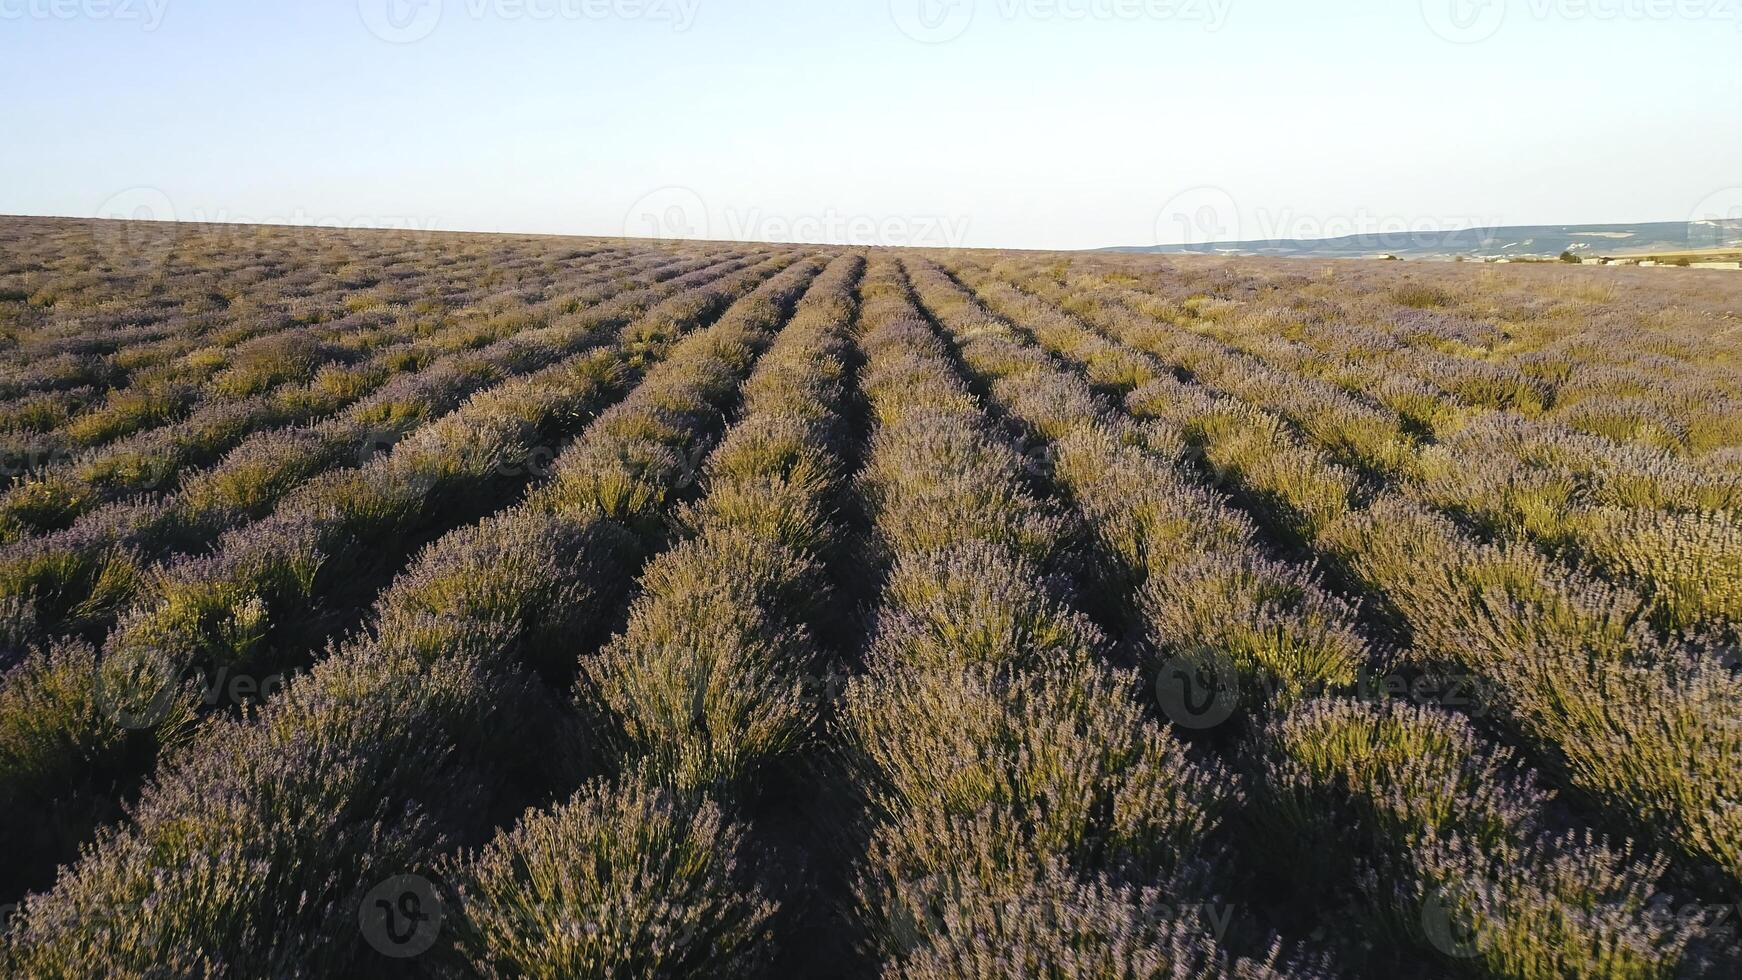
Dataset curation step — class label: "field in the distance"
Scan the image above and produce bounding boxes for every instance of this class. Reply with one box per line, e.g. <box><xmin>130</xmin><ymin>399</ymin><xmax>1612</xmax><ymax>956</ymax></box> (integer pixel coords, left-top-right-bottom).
<box><xmin>1</xmin><ymin>215</ymin><xmax>1739</xmax><ymax>978</ymax></box>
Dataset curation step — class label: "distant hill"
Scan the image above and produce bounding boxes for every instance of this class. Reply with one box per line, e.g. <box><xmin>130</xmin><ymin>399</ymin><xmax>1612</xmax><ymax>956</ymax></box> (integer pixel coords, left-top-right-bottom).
<box><xmin>1107</xmin><ymin>219</ymin><xmax>1742</xmax><ymax>260</ymax></box>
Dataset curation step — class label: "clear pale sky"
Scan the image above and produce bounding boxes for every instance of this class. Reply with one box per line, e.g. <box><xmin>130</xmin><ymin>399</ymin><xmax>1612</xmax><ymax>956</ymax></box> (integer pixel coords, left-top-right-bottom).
<box><xmin>2</xmin><ymin>0</ymin><xmax>1737</xmax><ymax>250</ymax></box>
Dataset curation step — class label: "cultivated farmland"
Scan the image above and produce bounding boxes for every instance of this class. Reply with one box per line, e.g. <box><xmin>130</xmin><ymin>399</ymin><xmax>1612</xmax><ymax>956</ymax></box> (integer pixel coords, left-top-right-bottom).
<box><xmin>1</xmin><ymin>214</ymin><xmax>1739</xmax><ymax>978</ymax></box>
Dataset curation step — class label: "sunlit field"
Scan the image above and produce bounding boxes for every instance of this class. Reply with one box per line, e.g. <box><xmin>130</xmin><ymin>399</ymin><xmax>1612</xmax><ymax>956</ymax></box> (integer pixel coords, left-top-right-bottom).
<box><xmin>2</xmin><ymin>215</ymin><xmax>1739</xmax><ymax>978</ymax></box>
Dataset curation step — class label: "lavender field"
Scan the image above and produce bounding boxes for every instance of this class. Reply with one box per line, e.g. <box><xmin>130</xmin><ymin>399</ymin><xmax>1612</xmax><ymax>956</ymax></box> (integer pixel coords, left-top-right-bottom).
<box><xmin>1</xmin><ymin>215</ymin><xmax>1739</xmax><ymax>978</ymax></box>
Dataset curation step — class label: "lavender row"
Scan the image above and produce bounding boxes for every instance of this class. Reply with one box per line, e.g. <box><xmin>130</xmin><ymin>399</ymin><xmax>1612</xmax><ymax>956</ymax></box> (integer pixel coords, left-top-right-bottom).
<box><xmin>1088</xmin><ymin>255</ymin><xmax>1742</xmax><ymax>455</ymax></box>
<box><xmin>0</xmin><ymin>252</ymin><xmax>760</xmax><ymax>645</ymax></box>
<box><xmin>917</xmin><ymin>256</ymin><xmax>1711</xmax><ymax>978</ymax></box>
<box><xmin>441</xmin><ymin>253</ymin><xmax>862</xmax><ymax>976</ymax></box>
<box><xmin>984</xmin><ymin>261</ymin><xmax>1742</xmax><ymax>643</ymax></box>
<box><xmin>0</xmin><ymin>253</ymin><xmax>836</xmax><ymax>977</ymax></box>
<box><xmin>0</xmin><ymin>246</ymin><xmax>704</xmax><ymax>541</ymax></box>
<box><xmin>0</xmin><ymin>307</ymin><xmax>404</xmax><ymax>467</ymax></box>
<box><xmin>0</xmin><ymin>222</ymin><xmax>637</xmax><ymax>404</ymax></box>
<box><xmin>837</xmin><ymin>257</ymin><xmax>1312</xmax><ymax>978</ymax></box>
<box><xmin>948</xmin><ymin>258</ymin><xmax>1742</xmax><ymax>902</ymax></box>
<box><xmin>0</xmin><ymin>253</ymin><xmax>800</xmax><ymax>907</ymax></box>
<box><xmin>1101</xmin><ymin>265</ymin><xmax>1742</xmax><ymax>638</ymax></box>
<box><xmin>1089</xmin><ymin>267</ymin><xmax>1742</xmax><ymax>633</ymax></box>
